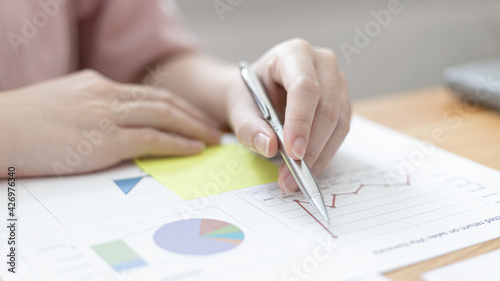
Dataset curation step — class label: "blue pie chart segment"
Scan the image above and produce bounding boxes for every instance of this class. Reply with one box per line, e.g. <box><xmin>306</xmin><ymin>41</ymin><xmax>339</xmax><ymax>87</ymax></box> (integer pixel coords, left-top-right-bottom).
<box><xmin>153</xmin><ymin>218</ymin><xmax>244</xmax><ymax>255</ymax></box>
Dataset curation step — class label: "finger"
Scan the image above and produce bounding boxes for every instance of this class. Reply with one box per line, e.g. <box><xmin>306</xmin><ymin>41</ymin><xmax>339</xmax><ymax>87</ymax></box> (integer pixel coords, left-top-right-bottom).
<box><xmin>117</xmin><ymin>84</ymin><xmax>221</xmax><ymax>129</ymax></box>
<box><xmin>119</xmin><ymin>127</ymin><xmax>205</xmax><ymax>158</ymax></box>
<box><xmin>116</xmin><ymin>101</ymin><xmax>221</xmax><ymax>145</ymax></box>
<box><xmin>267</xmin><ymin>39</ymin><xmax>322</xmax><ymax>161</ymax></box>
<box><xmin>151</xmin><ymin>88</ymin><xmax>222</xmax><ymax>129</ymax></box>
<box><xmin>279</xmin><ymin>120</ymin><xmax>347</xmax><ymax>193</ymax></box>
<box><xmin>228</xmin><ymin>82</ymin><xmax>279</xmax><ymax>158</ymax></box>
<box><xmin>302</xmin><ymin>48</ymin><xmax>342</xmax><ymax>167</ymax></box>
<box><xmin>311</xmin><ymin>114</ymin><xmax>350</xmax><ymax>174</ymax></box>
<box><xmin>338</xmin><ymin>72</ymin><xmax>352</xmax><ymax>120</ymax></box>
<box><xmin>278</xmin><ymin>162</ymin><xmax>287</xmax><ymax>175</ymax></box>
<box><xmin>279</xmin><ymin>165</ymin><xmax>296</xmax><ymax>193</ymax></box>
<box><xmin>279</xmin><ymin>70</ymin><xmax>351</xmax><ymax>193</ymax></box>
<box><xmin>311</xmin><ymin>71</ymin><xmax>351</xmax><ymax>174</ymax></box>
<box><xmin>277</xmin><ymin>162</ymin><xmax>289</xmax><ymax>192</ymax></box>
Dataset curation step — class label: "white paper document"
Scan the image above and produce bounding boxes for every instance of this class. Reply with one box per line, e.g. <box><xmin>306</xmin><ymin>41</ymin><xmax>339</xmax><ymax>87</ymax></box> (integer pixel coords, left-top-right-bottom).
<box><xmin>1</xmin><ymin>115</ymin><xmax>500</xmax><ymax>281</ymax></box>
<box><xmin>346</xmin><ymin>273</ymin><xmax>394</xmax><ymax>281</ymax></box>
<box><xmin>421</xmin><ymin>248</ymin><xmax>500</xmax><ymax>281</ymax></box>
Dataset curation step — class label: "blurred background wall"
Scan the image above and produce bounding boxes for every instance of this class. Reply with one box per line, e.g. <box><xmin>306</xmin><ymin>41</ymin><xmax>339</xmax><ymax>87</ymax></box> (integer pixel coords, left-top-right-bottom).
<box><xmin>174</xmin><ymin>0</ymin><xmax>500</xmax><ymax>99</ymax></box>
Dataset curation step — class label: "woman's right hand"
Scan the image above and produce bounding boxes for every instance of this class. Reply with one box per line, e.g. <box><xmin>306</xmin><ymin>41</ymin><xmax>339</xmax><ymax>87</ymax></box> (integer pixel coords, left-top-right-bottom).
<box><xmin>0</xmin><ymin>70</ymin><xmax>222</xmax><ymax>178</ymax></box>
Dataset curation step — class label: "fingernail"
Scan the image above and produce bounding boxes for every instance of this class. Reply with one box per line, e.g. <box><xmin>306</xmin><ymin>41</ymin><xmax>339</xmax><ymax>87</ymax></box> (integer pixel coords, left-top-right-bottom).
<box><xmin>292</xmin><ymin>136</ymin><xmax>306</xmax><ymax>159</ymax></box>
<box><xmin>254</xmin><ymin>133</ymin><xmax>270</xmax><ymax>157</ymax></box>
<box><xmin>283</xmin><ymin>173</ymin><xmax>297</xmax><ymax>193</ymax></box>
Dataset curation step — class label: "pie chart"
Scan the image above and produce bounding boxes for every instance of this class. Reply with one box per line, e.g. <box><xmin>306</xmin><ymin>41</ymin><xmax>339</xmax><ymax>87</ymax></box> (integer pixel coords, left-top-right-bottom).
<box><xmin>153</xmin><ymin>218</ymin><xmax>244</xmax><ymax>255</ymax></box>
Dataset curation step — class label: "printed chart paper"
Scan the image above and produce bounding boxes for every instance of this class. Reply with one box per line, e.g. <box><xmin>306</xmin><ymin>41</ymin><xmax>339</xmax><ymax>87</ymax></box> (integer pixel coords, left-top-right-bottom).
<box><xmin>1</xmin><ymin>115</ymin><xmax>500</xmax><ymax>281</ymax></box>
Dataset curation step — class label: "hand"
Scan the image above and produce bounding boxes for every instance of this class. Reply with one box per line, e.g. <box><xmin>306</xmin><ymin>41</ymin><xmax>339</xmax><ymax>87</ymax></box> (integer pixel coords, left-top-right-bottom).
<box><xmin>0</xmin><ymin>70</ymin><xmax>222</xmax><ymax>177</ymax></box>
<box><xmin>226</xmin><ymin>38</ymin><xmax>351</xmax><ymax>192</ymax></box>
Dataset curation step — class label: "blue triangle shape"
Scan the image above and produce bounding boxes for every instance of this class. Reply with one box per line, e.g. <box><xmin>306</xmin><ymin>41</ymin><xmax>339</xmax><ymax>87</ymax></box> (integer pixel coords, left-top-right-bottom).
<box><xmin>114</xmin><ymin>177</ymin><xmax>143</xmax><ymax>194</ymax></box>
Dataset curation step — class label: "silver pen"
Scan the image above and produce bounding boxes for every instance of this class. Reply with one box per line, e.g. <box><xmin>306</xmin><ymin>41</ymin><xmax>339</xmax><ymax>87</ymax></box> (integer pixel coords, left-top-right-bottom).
<box><xmin>239</xmin><ymin>61</ymin><xmax>329</xmax><ymax>223</ymax></box>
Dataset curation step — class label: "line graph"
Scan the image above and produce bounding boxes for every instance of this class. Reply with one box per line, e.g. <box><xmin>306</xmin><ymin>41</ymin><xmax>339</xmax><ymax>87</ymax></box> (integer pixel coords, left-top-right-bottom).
<box><xmin>239</xmin><ymin>168</ymin><xmax>492</xmax><ymax>243</ymax></box>
<box><xmin>295</xmin><ymin>200</ymin><xmax>337</xmax><ymax>238</ymax></box>
<box><xmin>293</xmin><ymin>175</ymin><xmax>411</xmax><ymax>238</ymax></box>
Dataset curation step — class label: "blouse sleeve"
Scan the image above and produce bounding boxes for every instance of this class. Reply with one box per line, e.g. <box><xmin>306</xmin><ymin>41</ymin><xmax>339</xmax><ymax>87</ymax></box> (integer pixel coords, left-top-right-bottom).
<box><xmin>78</xmin><ymin>0</ymin><xmax>200</xmax><ymax>83</ymax></box>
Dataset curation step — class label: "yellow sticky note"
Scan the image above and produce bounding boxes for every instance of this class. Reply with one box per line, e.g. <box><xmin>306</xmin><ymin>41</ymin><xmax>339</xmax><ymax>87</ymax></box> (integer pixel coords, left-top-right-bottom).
<box><xmin>135</xmin><ymin>144</ymin><xmax>278</xmax><ymax>200</ymax></box>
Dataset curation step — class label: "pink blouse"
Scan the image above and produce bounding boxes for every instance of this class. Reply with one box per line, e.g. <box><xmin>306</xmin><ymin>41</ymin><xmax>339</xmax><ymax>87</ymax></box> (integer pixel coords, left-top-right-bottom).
<box><xmin>0</xmin><ymin>0</ymin><xmax>198</xmax><ymax>91</ymax></box>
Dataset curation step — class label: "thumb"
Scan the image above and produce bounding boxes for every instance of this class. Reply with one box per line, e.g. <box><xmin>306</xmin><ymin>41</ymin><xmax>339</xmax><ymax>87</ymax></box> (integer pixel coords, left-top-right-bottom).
<box><xmin>227</xmin><ymin>83</ymin><xmax>278</xmax><ymax>158</ymax></box>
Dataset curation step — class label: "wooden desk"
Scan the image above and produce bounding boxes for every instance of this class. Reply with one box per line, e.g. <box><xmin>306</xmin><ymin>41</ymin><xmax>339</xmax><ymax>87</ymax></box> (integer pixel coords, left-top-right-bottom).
<box><xmin>354</xmin><ymin>86</ymin><xmax>500</xmax><ymax>281</ymax></box>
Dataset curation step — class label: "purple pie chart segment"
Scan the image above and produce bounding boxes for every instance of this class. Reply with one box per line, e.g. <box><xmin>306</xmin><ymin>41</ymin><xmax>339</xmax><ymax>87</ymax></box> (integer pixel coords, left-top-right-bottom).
<box><xmin>153</xmin><ymin>218</ymin><xmax>244</xmax><ymax>255</ymax></box>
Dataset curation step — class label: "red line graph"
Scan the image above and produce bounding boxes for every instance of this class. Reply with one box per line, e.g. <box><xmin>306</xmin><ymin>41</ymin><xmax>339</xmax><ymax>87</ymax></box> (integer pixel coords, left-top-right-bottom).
<box><xmin>294</xmin><ymin>175</ymin><xmax>410</xmax><ymax>238</ymax></box>
<box><xmin>296</xmin><ymin>200</ymin><xmax>337</xmax><ymax>238</ymax></box>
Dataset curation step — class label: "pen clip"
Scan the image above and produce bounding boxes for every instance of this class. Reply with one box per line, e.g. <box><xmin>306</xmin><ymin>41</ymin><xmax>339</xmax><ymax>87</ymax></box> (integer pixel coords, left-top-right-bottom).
<box><xmin>239</xmin><ymin>61</ymin><xmax>271</xmax><ymax>120</ymax></box>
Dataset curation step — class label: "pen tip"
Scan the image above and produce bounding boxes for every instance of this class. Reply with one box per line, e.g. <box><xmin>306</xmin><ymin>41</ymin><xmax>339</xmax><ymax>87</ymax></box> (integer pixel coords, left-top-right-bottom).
<box><xmin>311</xmin><ymin>195</ymin><xmax>330</xmax><ymax>223</ymax></box>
